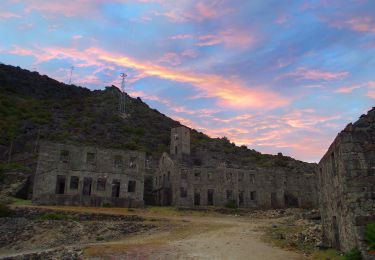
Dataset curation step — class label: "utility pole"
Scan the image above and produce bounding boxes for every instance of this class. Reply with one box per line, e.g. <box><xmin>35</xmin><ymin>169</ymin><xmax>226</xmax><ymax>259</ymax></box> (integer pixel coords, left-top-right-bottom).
<box><xmin>69</xmin><ymin>66</ymin><xmax>74</xmax><ymax>85</ymax></box>
<box><xmin>119</xmin><ymin>73</ymin><xmax>127</xmax><ymax>114</ymax></box>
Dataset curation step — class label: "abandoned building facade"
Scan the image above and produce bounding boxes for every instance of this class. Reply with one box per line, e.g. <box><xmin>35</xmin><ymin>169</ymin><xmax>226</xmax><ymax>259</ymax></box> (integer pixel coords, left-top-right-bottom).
<box><xmin>318</xmin><ymin>108</ymin><xmax>375</xmax><ymax>256</ymax></box>
<box><xmin>32</xmin><ymin>141</ymin><xmax>145</xmax><ymax>207</ymax></box>
<box><xmin>154</xmin><ymin>126</ymin><xmax>318</xmax><ymax>209</ymax></box>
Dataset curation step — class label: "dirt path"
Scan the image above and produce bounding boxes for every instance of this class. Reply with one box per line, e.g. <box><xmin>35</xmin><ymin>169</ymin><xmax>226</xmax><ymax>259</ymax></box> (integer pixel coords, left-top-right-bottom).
<box><xmin>85</xmin><ymin>214</ymin><xmax>306</xmax><ymax>260</ymax></box>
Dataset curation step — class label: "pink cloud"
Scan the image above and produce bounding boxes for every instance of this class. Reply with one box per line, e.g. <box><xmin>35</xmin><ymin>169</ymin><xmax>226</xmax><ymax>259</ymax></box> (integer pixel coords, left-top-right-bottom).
<box><xmin>284</xmin><ymin>67</ymin><xmax>349</xmax><ymax>81</ymax></box>
<box><xmin>157</xmin><ymin>1</ymin><xmax>233</xmax><ymax>23</ymax></box>
<box><xmin>170</xmin><ymin>34</ymin><xmax>193</xmax><ymax>40</ymax></box>
<box><xmin>335</xmin><ymin>81</ymin><xmax>375</xmax><ymax>97</ymax></box>
<box><xmin>0</xmin><ymin>11</ymin><xmax>20</xmax><ymax>19</ymax></box>
<box><xmin>329</xmin><ymin>16</ymin><xmax>375</xmax><ymax>34</ymax></box>
<box><xmin>4</xmin><ymin>45</ymin><xmax>290</xmax><ymax>109</ymax></box>
<box><xmin>275</xmin><ymin>14</ymin><xmax>291</xmax><ymax>25</ymax></box>
<box><xmin>196</xmin><ymin>29</ymin><xmax>256</xmax><ymax>48</ymax></box>
<box><xmin>335</xmin><ymin>84</ymin><xmax>362</xmax><ymax>93</ymax></box>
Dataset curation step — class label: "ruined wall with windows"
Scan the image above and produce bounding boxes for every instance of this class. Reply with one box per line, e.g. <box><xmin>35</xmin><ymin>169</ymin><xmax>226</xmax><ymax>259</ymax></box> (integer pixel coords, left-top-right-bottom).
<box><xmin>154</xmin><ymin>126</ymin><xmax>318</xmax><ymax>209</ymax></box>
<box><xmin>32</xmin><ymin>141</ymin><xmax>145</xmax><ymax>207</ymax></box>
<box><xmin>318</xmin><ymin>108</ymin><xmax>375</xmax><ymax>255</ymax></box>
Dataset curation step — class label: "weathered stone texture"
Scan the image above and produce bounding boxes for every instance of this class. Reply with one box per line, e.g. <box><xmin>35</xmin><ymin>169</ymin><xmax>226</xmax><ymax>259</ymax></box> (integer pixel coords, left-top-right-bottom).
<box><xmin>154</xmin><ymin>126</ymin><xmax>318</xmax><ymax>209</ymax></box>
<box><xmin>318</xmin><ymin>107</ymin><xmax>375</xmax><ymax>255</ymax></box>
<box><xmin>32</xmin><ymin>141</ymin><xmax>145</xmax><ymax>207</ymax></box>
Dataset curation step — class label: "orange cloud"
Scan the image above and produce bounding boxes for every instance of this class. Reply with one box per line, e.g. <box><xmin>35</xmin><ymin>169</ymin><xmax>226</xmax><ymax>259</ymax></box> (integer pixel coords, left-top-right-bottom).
<box><xmin>6</xmin><ymin>45</ymin><xmax>290</xmax><ymax>109</ymax></box>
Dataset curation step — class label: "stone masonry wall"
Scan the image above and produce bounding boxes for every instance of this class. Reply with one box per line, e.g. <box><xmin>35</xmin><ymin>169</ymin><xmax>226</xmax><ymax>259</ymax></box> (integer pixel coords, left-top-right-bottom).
<box><xmin>33</xmin><ymin>141</ymin><xmax>145</xmax><ymax>207</ymax></box>
<box><xmin>318</xmin><ymin>108</ymin><xmax>375</xmax><ymax>254</ymax></box>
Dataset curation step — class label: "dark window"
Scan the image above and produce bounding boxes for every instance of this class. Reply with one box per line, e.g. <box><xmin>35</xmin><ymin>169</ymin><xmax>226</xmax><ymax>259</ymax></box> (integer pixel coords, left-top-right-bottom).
<box><xmin>70</xmin><ymin>176</ymin><xmax>79</xmax><ymax>190</ymax></box>
<box><xmin>114</xmin><ymin>155</ymin><xmax>123</xmax><ymax>168</ymax></box>
<box><xmin>128</xmin><ymin>180</ymin><xmax>136</xmax><ymax>192</ymax></box>
<box><xmin>86</xmin><ymin>152</ymin><xmax>95</xmax><ymax>164</ymax></box>
<box><xmin>130</xmin><ymin>156</ymin><xmax>137</xmax><ymax>168</ymax></box>
<box><xmin>180</xmin><ymin>187</ymin><xmax>187</xmax><ymax>198</ymax></box>
<box><xmin>163</xmin><ymin>174</ymin><xmax>166</xmax><ymax>184</ymax></box>
<box><xmin>238</xmin><ymin>173</ymin><xmax>244</xmax><ymax>182</ymax></box>
<box><xmin>250</xmin><ymin>191</ymin><xmax>256</xmax><ymax>200</ymax></box>
<box><xmin>175</xmin><ymin>146</ymin><xmax>178</xmax><ymax>154</ymax></box>
<box><xmin>97</xmin><ymin>178</ymin><xmax>106</xmax><ymax>191</ymax></box>
<box><xmin>112</xmin><ymin>180</ymin><xmax>120</xmax><ymax>197</ymax></box>
<box><xmin>249</xmin><ymin>174</ymin><xmax>255</xmax><ymax>184</ymax></box>
<box><xmin>168</xmin><ymin>171</ymin><xmax>170</xmax><ymax>181</ymax></box>
<box><xmin>226</xmin><ymin>190</ymin><xmax>233</xmax><ymax>200</ymax></box>
<box><xmin>60</xmin><ymin>150</ymin><xmax>69</xmax><ymax>163</ymax></box>
<box><xmin>55</xmin><ymin>175</ymin><xmax>66</xmax><ymax>194</ymax></box>
<box><xmin>194</xmin><ymin>171</ymin><xmax>200</xmax><ymax>179</ymax></box>
<box><xmin>82</xmin><ymin>177</ymin><xmax>92</xmax><ymax>196</ymax></box>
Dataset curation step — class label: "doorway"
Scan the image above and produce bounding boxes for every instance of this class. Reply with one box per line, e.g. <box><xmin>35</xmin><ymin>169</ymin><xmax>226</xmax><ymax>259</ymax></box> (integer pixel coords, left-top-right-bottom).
<box><xmin>82</xmin><ymin>177</ymin><xmax>92</xmax><ymax>196</ymax></box>
<box><xmin>55</xmin><ymin>175</ymin><xmax>66</xmax><ymax>194</ymax></box>
<box><xmin>194</xmin><ymin>192</ymin><xmax>200</xmax><ymax>206</ymax></box>
<box><xmin>207</xmin><ymin>189</ymin><xmax>214</xmax><ymax>205</ymax></box>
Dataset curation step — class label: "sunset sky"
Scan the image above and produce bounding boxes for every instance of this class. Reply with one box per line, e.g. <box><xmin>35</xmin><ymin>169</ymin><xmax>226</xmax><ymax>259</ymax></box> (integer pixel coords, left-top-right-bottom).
<box><xmin>1</xmin><ymin>0</ymin><xmax>374</xmax><ymax>162</ymax></box>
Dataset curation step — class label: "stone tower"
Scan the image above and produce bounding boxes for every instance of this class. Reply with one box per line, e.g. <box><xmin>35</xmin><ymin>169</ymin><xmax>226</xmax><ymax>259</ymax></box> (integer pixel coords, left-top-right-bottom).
<box><xmin>170</xmin><ymin>126</ymin><xmax>190</xmax><ymax>157</ymax></box>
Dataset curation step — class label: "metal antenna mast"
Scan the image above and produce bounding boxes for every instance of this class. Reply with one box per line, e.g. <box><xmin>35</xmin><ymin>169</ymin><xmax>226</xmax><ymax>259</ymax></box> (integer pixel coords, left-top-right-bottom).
<box><xmin>69</xmin><ymin>66</ymin><xmax>74</xmax><ymax>85</ymax></box>
<box><xmin>119</xmin><ymin>73</ymin><xmax>127</xmax><ymax>114</ymax></box>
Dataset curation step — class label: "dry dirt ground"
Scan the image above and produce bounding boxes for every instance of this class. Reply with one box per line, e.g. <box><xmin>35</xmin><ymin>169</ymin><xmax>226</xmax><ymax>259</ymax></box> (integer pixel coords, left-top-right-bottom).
<box><xmin>0</xmin><ymin>205</ymin><xmax>311</xmax><ymax>260</ymax></box>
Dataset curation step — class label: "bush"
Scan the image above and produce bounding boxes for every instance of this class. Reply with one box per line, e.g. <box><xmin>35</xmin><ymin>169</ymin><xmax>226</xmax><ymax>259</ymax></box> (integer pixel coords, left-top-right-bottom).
<box><xmin>344</xmin><ymin>248</ymin><xmax>362</xmax><ymax>260</ymax></box>
<box><xmin>0</xmin><ymin>203</ymin><xmax>12</xmax><ymax>218</ymax></box>
<box><xmin>38</xmin><ymin>213</ymin><xmax>66</xmax><ymax>220</ymax></box>
<box><xmin>365</xmin><ymin>223</ymin><xmax>375</xmax><ymax>250</ymax></box>
<box><xmin>103</xmin><ymin>202</ymin><xmax>112</xmax><ymax>208</ymax></box>
<box><xmin>225</xmin><ymin>200</ymin><xmax>238</xmax><ymax>209</ymax></box>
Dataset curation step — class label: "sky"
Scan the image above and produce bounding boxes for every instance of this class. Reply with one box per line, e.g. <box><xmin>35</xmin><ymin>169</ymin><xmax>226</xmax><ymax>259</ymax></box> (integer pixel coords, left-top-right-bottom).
<box><xmin>0</xmin><ymin>0</ymin><xmax>374</xmax><ymax>162</ymax></box>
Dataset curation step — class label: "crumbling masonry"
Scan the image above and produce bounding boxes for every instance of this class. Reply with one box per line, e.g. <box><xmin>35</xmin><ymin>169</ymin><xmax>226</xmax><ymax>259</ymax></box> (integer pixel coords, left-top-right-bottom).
<box><xmin>32</xmin><ymin>141</ymin><xmax>145</xmax><ymax>207</ymax></box>
<box><xmin>154</xmin><ymin>126</ymin><xmax>318</xmax><ymax>209</ymax></box>
<box><xmin>318</xmin><ymin>107</ymin><xmax>375</xmax><ymax>255</ymax></box>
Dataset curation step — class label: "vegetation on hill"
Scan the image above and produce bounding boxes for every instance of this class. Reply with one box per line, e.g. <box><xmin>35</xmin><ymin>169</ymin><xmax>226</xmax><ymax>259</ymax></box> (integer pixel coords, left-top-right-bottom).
<box><xmin>0</xmin><ymin>64</ymin><xmax>315</xmax><ymax>173</ymax></box>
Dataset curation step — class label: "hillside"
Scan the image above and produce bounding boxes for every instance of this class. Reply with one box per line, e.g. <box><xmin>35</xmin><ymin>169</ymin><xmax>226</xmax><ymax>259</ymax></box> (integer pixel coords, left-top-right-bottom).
<box><xmin>0</xmin><ymin>64</ymin><xmax>316</xmax><ymax>200</ymax></box>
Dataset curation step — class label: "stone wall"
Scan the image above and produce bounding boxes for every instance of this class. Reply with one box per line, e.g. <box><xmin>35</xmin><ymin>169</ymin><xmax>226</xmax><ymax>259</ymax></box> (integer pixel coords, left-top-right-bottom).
<box><xmin>32</xmin><ymin>141</ymin><xmax>145</xmax><ymax>207</ymax></box>
<box><xmin>154</xmin><ymin>127</ymin><xmax>318</xmax><ymax>209</ymax></box>
<box><xmin>318</xmin><ymin>108</ymin><xmax>375</xmax><ymax>254</ymax></box>
<box><xmin>170</xmin><ymin>126</ymin><xmax>190</xmax><ymax>158</ymax></box>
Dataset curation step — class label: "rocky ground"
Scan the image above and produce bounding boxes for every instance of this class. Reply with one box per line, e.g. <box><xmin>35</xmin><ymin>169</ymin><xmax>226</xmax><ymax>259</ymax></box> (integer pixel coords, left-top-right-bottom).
<box><xmin>0</xmin><ymin>207</ymin><xmax>156</xmax><ymax>259</ymax></box>
<box><xmin>0</xmin><ymin>205</ymin><xmax>339</xmax><ymax>260</ymax></box>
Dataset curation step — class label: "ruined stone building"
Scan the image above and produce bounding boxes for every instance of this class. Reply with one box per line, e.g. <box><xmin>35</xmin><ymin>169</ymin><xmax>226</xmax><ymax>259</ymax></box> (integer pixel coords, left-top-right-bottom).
<box><xmin>154</xmin><ymin>126</ymin><xmax>317</xmax><ymax>209</ymax></box>
<box><xmin>318</xmin><ymin>107</ymin><xmax>375</xmax><ymax>255</ymax></box>
<box><xmin>32</xmin><ymin>141</ymin><xmax>145</xmax><ymax>207</ymax></box>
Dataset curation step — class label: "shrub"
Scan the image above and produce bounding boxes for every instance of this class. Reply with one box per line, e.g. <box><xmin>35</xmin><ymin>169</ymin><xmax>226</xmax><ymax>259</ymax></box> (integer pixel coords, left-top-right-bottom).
<box><xmin>344</xmin><ymin>248</ymin><xmax>362</xmax><ymax>260</ymax></box>
<box><xmin>103</xmin><ymin>202</ymin><xmax>112</xmax><ymax>208</ymax></box>
<box><xmin>0</xmin><ymin>203</ymin><xmax>12</xmax><ymax>218</ymax></box>
<box><xmin>225</xmin><ymin>200</ymin><xmax>238</xmax><ymax>209</ymax></box>
<box><xmin>38</xmin><ymin>213</ymin><xmax>66</xmax><ymax>220</ymax></box>
<box><xmin>365</xmin><ymin>223</ymin><xmax>375</xmax><ymax>250</ymax></box>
